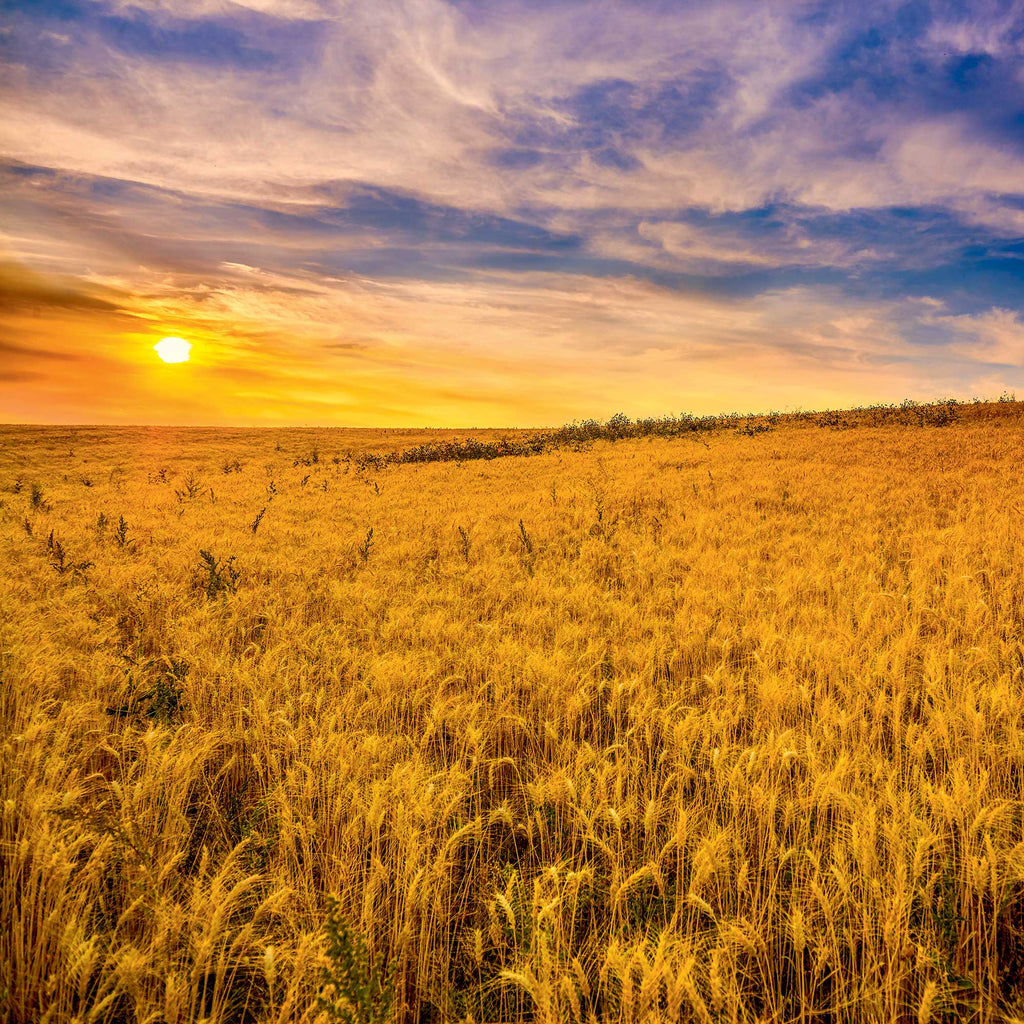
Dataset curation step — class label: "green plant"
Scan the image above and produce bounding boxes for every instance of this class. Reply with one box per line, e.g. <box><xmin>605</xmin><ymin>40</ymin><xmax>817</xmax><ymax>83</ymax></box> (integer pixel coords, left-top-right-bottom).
<box><xmin>235</xmin><ymin>796</ymin><xmax>277</xmax><ymax>874</ymax></box>
<box><xmin>47</xmin><ymin>531</ymin><xmax>94</xmax><ymax>576</ymax></box>
<box><xmin>293</xmin><ymin>446</ymin><xmax>320</xmax><ymax>468</ymax></box>
<box><xmin>457</xmin><ymin>525</ymin><xmax>470</xmax><ymax>563</ymax></box>
<box><xmin>317</xmin><ymin>899</ymin><xmax>395</xmax><ymax>1024</ymax></box>
<box><xmin>198</xmin><ymin>549</ymin><xmax>241</xmax><ymax>598</ymax></box>
<box><xmin>175</xmin><ymin>472</ymin><xmax>202</xmax><ymax>502</ymax></box>
<box><xmin>251</xmin><ymin>507</ymin><xmax>267</xmax><ymax>534</ymax></box>
<box><xmin>147</xmin><ymin>676</ymin><xmax>183</xmax><ymax>726</ymax></box>
<box><xmin>518</xmin><ymin>519</ymin><xmax>536</xmax><ymax>575</ymax></box>
<box><xmin>358</xmin><ymin>528</ymin><xmax>374</xmax><ymax>563</ymax></box>
<box><xmin>518</xmin><ymin>519</ymin><xmax>533</xmax><ymax>557</ymax></box>
<box><xmin>606</xmin><ymin>411</ymin><xmax>631</xmax><ymax>439</ymax></box>
<box><xmin>105</xmin><ymin>654</ymin><xmax>187</xmax><ymax>727</ymax></box>
<box><xmin>30</xmin><ymin>483</ymin><xmax>49</xmax><ymax>511</ymax></box>
<box><xmin>114</xmin><ymin>515</ymin><xmax>130</xmax><ymax>549</ymax></box>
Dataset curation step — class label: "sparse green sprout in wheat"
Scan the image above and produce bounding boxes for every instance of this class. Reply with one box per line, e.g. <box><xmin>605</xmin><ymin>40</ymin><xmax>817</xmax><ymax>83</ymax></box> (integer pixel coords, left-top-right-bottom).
<box><xmin>175</xmin><ymin>471</ymin><xmax>202</xmax><ymax>502</ymax></box>
<box><xmin>197</xmin><ymin>549</ymin><xmax>241</xmax><ymax>598</ymax></box>
<box><xmin>105</xmin><ymin>654</ymin><xmax>187</xmax><ymax>727</ymax></box>
<box><xmin>317</xmin><ymin>898</ymin><xmax>395</xmax><ymax>1024</ymax></box>
<box><xmin>358</xmin><ymin>527</ymin><xmax>374</xmax><ymax>562</ymax></box>
<box><xmin>518</xmin><ymin>518</ymin><xmax>534</xmax><ymax>556</ymax></box>
<box><xmin>518</xmin><ymin>518</ymin><xmax>536</xmax><ymax>575</ymax></box>
<box><xmin>47</xmin><ymin>530</ymin><xmax>93</xmax><ymax>576</ymax></box>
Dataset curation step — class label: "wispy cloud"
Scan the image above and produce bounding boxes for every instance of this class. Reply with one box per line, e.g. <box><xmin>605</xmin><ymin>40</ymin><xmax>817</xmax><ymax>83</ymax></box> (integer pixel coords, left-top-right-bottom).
<box><xmin>1</xmin><ymin>0</ymin><xmax>1022</xmax><ymax>422</ymax></box>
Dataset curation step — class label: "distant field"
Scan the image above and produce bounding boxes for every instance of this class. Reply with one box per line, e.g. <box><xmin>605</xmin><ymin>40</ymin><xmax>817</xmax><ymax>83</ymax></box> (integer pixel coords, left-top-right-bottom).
<box><xmin>3</xmin><ymin>403</ymin><xmax>1024</xmax><ymax>1023</ymax></box>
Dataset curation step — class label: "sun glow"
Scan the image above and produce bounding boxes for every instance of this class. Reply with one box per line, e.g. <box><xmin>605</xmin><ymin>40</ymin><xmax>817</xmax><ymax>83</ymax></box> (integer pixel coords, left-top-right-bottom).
<box><xmin>154</xmin><ymin>337</ymin><xmax>191</xmax><ymax>363</ymax></box>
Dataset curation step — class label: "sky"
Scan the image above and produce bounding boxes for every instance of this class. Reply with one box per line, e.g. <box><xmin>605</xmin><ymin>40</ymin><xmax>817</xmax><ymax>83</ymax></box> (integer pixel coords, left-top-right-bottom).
<box><xmin>1</xmin><ymin>0</ymin><xmax>1023</xmax><ymax>426</ymax></box>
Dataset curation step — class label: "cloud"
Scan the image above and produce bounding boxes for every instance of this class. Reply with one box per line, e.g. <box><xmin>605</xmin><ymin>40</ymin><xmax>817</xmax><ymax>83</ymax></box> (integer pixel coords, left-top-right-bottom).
<box><xmin>3</xmin><ymin>0</ymin><xmax>1022</xmax><ymax>223</ymax></box>
<box><xmin>937</xmin><ymin>307</ymin><xmax>1024</xmax><ymax>366</ymax></box>
<box><xmin>0</xmin><ymin>336</ymin><xmax>81</xmax><ymax>362</ymax></box>
<box><xmin>1</xmin><ymin>0</ymin><xmax>1022</xmax><ymax>422</ymax></box>
<box><xmin>0</xmin><ymin>260</ymin><xmax>122</xmax><ymax>313</ymax></box>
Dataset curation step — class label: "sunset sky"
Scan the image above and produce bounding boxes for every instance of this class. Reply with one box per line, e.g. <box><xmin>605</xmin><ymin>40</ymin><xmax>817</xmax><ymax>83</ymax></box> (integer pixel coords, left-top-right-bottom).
<box><xmin>2</xmin><ymin>0</ymin><xmax>1023</xmax><ymax>425</ymax></box>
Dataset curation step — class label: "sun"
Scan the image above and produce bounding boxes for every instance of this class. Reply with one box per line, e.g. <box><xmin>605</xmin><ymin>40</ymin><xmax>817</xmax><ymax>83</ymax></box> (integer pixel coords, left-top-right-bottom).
<box><xmin>154</xmin><ymin>337</ymin><xmax>192</xmax><ymax>363</ymax></box>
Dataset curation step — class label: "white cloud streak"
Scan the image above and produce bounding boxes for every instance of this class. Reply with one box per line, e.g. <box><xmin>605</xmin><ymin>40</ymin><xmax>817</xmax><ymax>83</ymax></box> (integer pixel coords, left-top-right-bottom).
<box><xmin>2</xmin><ymin>0</ymin><xmax>1022</xmax><ymax>422</ymax></box>
<box><xmin>2</xmin><ymin>0</ymin><xmax>1020</xmax><ymax>220</ymax></box>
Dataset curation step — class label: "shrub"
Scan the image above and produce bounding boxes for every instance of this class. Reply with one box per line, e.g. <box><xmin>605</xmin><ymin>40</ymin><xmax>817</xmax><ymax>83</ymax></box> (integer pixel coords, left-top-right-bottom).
<box><xmin>317</xmin><ymin>899</ymin><xmax>395</xmax><ymax>1024</ymax></box>
<box><xmin>197</xmin><ymin>549</ymin><xmax>240</xmax><ymax>598</ymax></box>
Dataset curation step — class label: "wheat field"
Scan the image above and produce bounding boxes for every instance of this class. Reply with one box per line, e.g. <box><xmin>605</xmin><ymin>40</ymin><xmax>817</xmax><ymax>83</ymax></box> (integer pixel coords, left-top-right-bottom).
<box><xmin>2</xmin><ymin>405</ymin><xmax>1024</xmax><ymax>1024</ymax></box>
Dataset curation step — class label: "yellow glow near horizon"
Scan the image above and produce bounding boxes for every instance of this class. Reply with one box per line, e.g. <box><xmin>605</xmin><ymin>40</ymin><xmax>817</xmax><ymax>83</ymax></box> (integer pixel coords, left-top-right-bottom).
<box><xmin>154</xmin><ymin>337</ymin><xmax>192</xmax><ymax>363</ymax></box>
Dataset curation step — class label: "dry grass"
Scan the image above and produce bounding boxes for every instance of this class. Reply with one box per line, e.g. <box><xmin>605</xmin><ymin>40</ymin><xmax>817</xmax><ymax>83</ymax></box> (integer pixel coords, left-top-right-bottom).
<box><xmin>2</xmin><ymin>405</ymin><xmax>1024</xmax><ymax>1023</ymax></box>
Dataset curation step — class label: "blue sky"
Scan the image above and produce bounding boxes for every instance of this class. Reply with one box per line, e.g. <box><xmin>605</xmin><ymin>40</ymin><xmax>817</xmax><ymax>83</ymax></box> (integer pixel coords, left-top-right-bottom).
<box><xmin>1</xmin><ymin>0</ymin><xmax>1022</xmax><ymax>424</ymax></box>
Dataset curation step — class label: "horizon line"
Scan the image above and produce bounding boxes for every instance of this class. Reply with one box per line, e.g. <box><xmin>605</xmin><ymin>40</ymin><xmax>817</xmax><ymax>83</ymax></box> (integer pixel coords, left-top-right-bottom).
<box><xmin>0</xmin><ymin>393</ymin><xmax>1015</xmax><ymax>432</ymax></box>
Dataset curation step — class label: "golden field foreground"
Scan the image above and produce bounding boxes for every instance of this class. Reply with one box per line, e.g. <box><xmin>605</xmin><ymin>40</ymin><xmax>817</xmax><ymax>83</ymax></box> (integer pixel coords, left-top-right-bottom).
<box><xmin>2</xmin><ymin>405</ymin><xmax>1024</xmax><ymax>1024</ymax></box>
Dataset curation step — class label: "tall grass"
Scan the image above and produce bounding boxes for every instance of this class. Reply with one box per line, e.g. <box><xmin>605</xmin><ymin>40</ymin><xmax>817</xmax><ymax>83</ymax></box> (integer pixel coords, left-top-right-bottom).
<box><xmin>349</xmin><ymin>398</ymin><xmax>971</xmax><ymax>472</ymax></box>
<box><xmin>1</xmin><ymin>402</ymin><xmax>1023</xmax><ymax>1022</ymax></box>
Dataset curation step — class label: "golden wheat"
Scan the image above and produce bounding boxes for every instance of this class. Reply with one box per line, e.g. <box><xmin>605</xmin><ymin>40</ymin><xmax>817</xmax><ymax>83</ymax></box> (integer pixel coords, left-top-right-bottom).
<box><xmin>2</xmin><ymin>406</ymin><xmax>1024</xmax><ymax>1023</ymax></box>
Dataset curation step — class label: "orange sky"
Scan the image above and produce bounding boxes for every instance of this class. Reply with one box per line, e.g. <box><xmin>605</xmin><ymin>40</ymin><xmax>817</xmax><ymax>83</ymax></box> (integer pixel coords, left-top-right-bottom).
<box><xmin>4</xmin><ymin>257</ymin><xmax>998</xmax><ymax>426</ymax></box>
<box><xmin>2</xmin><ymin>1</ymin><xmax>1022</xmax><ymax>425</ymax></box>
